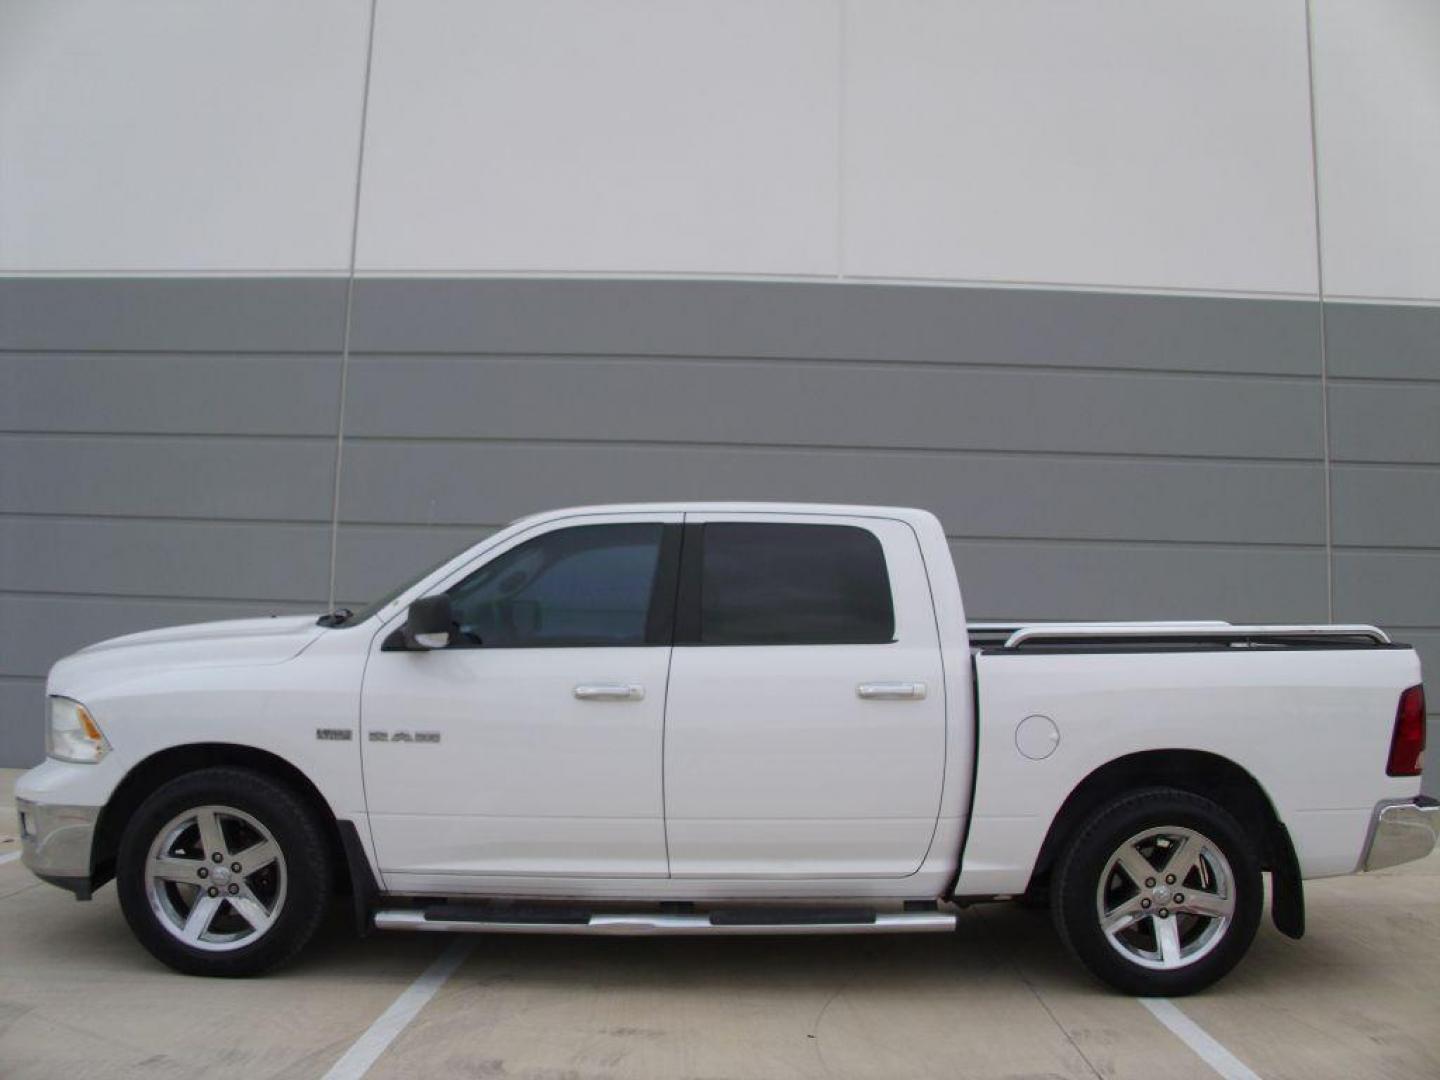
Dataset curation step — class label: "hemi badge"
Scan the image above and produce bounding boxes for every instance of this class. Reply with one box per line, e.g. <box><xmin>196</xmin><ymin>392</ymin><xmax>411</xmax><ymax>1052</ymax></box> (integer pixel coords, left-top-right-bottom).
<box><xmin>316</xmin><ymin>728</ymin><xmax>353</xmax><ymax>741</ymax></box>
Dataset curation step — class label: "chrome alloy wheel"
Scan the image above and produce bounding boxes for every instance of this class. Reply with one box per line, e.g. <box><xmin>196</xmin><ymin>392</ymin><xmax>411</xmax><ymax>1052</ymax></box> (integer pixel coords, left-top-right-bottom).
<box><xmin>1095</xmin><ymin>825</ymin><xmax>1235</xmax><ymax>971</ymax></box>
<box><xmin>143</xmin><ymin>805</ymin><xmax>287</xmax><ymax>952</ymax></box>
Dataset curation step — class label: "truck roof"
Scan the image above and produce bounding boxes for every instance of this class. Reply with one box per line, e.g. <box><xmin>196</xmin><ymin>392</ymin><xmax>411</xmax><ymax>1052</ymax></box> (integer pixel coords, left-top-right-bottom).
<box><xmin>509</xmin><ymin>502</ymin><xmax>942</xmax><ymax>528</ymax></box>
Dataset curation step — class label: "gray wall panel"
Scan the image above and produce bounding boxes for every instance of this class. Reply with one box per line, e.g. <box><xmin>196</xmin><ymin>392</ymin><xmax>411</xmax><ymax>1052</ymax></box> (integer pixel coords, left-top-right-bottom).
<box><xmin>3</xmin><ymin>277</ymin><xmax>1437</xmax><ymax>769</ymax></box>
<box><xmin>337</xmin><ymin>441</ymin><xmax>1325</xmax><ymax>545</ymax></box>
<box><xmin>1333</xmin><ymin>552</ymin><xmax>1440</xmax><ymax>627</ymax></box>
<box><xmin>1329</xmin><ymin>383</ymin><xmax>1440</xmax><ymax>463</ymax></box>
<box><xmin>345</xmin><ymin>355</ymin><xmax>1322</xmax><ymax>459</ymax></box>
<box><xmin>0</xmin><ymin>519</ymin><xmax>330</xmax><ymax>602</ymax></box>
<box><xmin>0</xmin><ymin>353</ymin><xmax>341</xmax><ymax>436</ymax></box>
<box><xmin>0</xmin><ymin>278</ymin><xmax>347</xmax><ymax>353</ymax></box>
<box><xmin>1326</xmin><ymin>299</ymin><xmax>1438</xmax><ymax>801</ymax></box>
<box><xmin>350</xmin><ymin>279</ymin><xmax>1321</xmax><ymax>375</ymax></box>
<box><xmin>953</xmin><ymin>541</ymin><xmax>1328</xmax><ymax>624</ymax></box>
<box><xmin>2</xmin><ymin>595</ymin><xmax>317</xmax><ymax>679</ymax></box>
<box><xmin>332</xmin><ymin>524</ymin><xmax>497</xmax><ymax>607</ymax></box>
<box><xmin>1</xmin><ymin>435</ymin><xmax>335</xmax><ymax>520</ymax></box>
<box><xmin>1330</xmin><ymin>466</ymin><xmax>1440</xmax><ymax>548</ymax></box>
<box><xmin>0</xmin><ymin>680</ymin><xmax>45</xmax><ymax>765</ymax></box>
<box><xmin>1325</xmin><ymin>302</ymin><xmax>1440</xmax><ymax>381</ymax></box>
<box><xmin>1399</xmin><ymin>633</ymin><xmax>1440</xmax><ymax>697</ymax></box>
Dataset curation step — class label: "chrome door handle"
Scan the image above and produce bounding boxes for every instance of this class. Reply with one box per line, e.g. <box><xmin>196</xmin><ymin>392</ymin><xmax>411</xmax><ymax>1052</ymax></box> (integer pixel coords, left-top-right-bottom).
<box><xmin>857</xmin><ymin>681</ymin><xmax>927</xmax><ymax>700</ymax></box>
<box><xmin>574</xmin><ymin>684</ymin><xmax>645</xmax><ymax>701</ymax></box>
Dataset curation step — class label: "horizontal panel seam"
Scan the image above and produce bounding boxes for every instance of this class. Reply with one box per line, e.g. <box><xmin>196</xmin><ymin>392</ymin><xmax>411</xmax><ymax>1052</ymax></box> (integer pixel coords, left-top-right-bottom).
<box><xmin>1330</xmin><ymin>460</ymin><xmax>1440</xmax><ymax>471</ymax></box>
<box><xmin>0</xmin><ymin>593</ymin><xmax>325</xmax><ymax>610</ymax></box>
<box><xmin>1</xmin><ymin>513</ymin><xmax>327</xmax><ymax>529</ymax></box>
<box><xmin>0</xmin><ymin>431</ymin><xmax>335</xmax><ymax>443</ymax></box>
<box><xmin>1331</xmin><ymin>545</ymin><xmax>1440</xmax><ymax>555</ymax></box>
<box><xmin>0</xmin><ymin>588</ymin><xmax>319</xmax><ymax>606</ymax></box>
<box><xmin>0</xmin><ymin>432</ymin><xmax>1327</xmax><ymax>466</ymax></box>
<box><xmin>1328</xmin><ymin>375</ymin><xmax>1440</xmax><ymax>388</ymax></box>
<box><xmin>0</xmin><ymin>524</ymin><xmax>1332</xmax><ymax>551</ymax></box>
<box><xmin>2</xmin><ymin>347</ymin><xmax>1329</xmax><ymax>380</ymax></box>
<box><xmin>0</xmin><ymin>348</ymin><xmax>343</xmax><ymax>358</ymax></box>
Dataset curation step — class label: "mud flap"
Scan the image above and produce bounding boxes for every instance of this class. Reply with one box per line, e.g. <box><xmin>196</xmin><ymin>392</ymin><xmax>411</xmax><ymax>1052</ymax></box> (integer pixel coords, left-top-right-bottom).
<box><xmin>337</xmin><ymin>820</ymin><xmax>381</xmax><ymax>937</ymax></box>
<box><xmin>1268</xmin><ymin>821</ymin><xmax>1305</xmax><ymax>939</ymax></box>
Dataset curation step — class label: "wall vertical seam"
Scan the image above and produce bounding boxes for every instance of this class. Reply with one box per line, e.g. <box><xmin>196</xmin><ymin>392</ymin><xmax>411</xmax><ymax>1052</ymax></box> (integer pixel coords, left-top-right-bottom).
<box><xmin>1303</xmin><ymin>0</ymin><xmax>1335</xmax><ymax>622</ymax></box>
<box><xmin>835</xmin><ymin>0</ymin><xmax>847</xmax><ymax>282</ymax></box>
<box><xmin>327</xmin><ymin>0</ymin><xmax>380</xmax><ymax>612</ymax></box>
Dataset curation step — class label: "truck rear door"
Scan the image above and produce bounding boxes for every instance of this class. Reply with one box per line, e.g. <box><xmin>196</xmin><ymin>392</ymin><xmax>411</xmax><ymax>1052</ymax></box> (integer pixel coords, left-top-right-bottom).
<box><xmin>662</xmin><ymin>512</ymin><xmax>946</xmax><ymax>878</ymax></box>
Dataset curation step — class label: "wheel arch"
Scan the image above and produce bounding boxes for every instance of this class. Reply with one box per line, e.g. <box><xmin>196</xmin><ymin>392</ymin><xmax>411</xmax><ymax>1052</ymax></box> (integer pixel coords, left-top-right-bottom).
<box><xmin>92</xmin><ymin>743</ymin><xmax>356</xmax><ymax>903</ymax></box>
<box><xmin>1025</xmin><ymin>748</ymin><xmax>1304</xmax><ymax>938</ymax></box>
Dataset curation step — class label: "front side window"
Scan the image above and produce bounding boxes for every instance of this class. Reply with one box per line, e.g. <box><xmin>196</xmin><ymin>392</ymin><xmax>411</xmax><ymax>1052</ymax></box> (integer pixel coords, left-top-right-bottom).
<box><xmin>699</xmin><ymin>523</ymin><xmax>894</xmax><ymax>645</ymax></box>
<box><xmin>447</xmin><ymin>523</ymin><xmax>663</xmax><ymax>647</ymax></box>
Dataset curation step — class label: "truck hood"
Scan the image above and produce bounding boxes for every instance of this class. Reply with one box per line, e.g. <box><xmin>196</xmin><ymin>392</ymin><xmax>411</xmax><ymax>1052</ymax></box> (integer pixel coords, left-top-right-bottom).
<box><xmin>48</xmin><ymin>615</ymin><xmax>327</xmax><ymax>699</ymax></box>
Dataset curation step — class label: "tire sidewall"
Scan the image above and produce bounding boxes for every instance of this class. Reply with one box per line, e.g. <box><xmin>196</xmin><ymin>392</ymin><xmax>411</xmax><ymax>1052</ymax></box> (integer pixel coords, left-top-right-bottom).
<box><xmin>1053</xmin><ymin>788</ymin><xmax>1263</xmax><ymax>996</ymax></box>
<box><xmin>116</xmin><ymin>767</ymin><xmax>331</xmax><ymax>977</ymax></box>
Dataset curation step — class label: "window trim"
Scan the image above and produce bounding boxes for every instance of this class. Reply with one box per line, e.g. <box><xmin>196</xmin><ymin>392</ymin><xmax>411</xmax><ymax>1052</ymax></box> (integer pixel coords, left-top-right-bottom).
<box><xmin>674</xmin><ymin>520</ymin><xmax>898</xmax><ymax>648</ymax></box>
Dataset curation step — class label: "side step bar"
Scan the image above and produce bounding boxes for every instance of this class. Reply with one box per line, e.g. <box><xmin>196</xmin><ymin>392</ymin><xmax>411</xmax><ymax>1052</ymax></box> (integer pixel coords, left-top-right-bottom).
<box><xmin>374</xmin><ymin>908</ymin><xmax>956</xmax><ymax>936</ymax></box>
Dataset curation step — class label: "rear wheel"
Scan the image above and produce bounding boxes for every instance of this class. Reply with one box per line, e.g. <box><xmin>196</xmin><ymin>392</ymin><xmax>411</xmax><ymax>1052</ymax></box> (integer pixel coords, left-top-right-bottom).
<box><xmin>1051</xmin><ymin>788</ymin><xmax>1262</xmax><ymax>996</ymax></box>
<box><xmin>116</xmin><ymin>767</ymin><xmax>332</xmax><ymax>976</ymax></box>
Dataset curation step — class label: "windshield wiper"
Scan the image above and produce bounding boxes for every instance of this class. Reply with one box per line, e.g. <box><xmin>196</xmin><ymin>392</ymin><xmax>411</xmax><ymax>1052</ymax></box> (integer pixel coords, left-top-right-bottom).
<box><xmin>316</xmin><ymin>608</ymin><xmax>353</xmax><ymax>627</ymax></box>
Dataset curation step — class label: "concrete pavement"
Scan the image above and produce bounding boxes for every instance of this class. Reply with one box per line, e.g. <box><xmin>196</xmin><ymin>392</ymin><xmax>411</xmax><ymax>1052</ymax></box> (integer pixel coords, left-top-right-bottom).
<box><xmin>2</xmin><ymin>768</ymin><xmax>1438</xmax><ymax>1079</ymax></box>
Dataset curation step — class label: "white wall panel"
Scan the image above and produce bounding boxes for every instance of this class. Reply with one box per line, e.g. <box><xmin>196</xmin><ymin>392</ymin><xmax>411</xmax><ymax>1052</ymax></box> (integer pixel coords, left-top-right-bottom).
<box><xmin>844</xmin><ymin>0</ymin><xmax>1319</xmax><ymax>295</ymax></box>
<box><xmin>0</xmin><ymin>0</ymin><xmax>370</xmax><ymax>272</ymax></box>
<box><xmin>355</xmin><ymin>0</ymin><xmax>839</xmax><ymax>275</ymax></box>
<box><xmin>1312</xmin><ymin>0</ymin><xmax>1440</xmax><ymax>302</ymax></box>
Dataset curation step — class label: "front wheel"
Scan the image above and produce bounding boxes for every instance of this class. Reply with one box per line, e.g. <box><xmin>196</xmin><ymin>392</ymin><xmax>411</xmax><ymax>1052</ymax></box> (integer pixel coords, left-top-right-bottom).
<box><xmin>1051</xmin><ymin>788</ymin><xmax>1262</xmax><ymax>996</ymax></box>
<box><xmin>116</xmin><ymin>767</ymin><xmax>332</xmax><ymax>976</ymax></box>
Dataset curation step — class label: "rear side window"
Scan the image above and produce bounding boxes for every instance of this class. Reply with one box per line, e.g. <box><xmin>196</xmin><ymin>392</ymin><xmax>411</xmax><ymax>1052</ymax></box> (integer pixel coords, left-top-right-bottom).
<box><xmin>698</xmin><ymin>523</ymin><xmax>894</xmax><ymax>645</ymax></box>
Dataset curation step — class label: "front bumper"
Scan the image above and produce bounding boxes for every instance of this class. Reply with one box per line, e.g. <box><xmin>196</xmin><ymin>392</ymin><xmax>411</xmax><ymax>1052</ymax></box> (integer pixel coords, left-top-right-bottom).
<box><xmin>16</xmin><ymin>798</ymin><xmax>100</xmax><ymax>899</ymax></box>
<box><xmin>1360</xmin><ymin>797</ymin><xmax>1440</xmax><ymax>872</ymax></box>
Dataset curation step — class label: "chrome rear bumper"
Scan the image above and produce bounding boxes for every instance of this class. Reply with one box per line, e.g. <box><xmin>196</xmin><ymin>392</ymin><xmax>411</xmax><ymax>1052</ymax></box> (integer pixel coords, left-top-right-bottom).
<box><xmin>1361</xmin><ymin>797</ymin><xmax>1439</xmax><ymax>872</ymax></box>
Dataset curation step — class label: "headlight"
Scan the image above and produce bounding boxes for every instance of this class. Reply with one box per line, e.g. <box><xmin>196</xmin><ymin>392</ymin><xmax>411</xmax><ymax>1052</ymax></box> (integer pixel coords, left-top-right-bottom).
<box><xmin>47</xmin><ymin>697</ymin><xmax>111</xmax><ymax>763</ymax></box>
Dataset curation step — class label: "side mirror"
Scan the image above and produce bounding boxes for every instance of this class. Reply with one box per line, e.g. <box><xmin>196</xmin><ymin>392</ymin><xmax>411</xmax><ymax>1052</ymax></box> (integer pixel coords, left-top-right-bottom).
<box><xmin>403</xmin><ymin>595</ymin><xmax>454</xmax><ymax>650</ymax></box>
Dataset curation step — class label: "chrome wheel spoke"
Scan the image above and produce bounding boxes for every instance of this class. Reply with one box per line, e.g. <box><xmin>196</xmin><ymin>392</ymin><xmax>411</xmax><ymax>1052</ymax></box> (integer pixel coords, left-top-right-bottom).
<box><xmin>181</xmin><ymin>893</ymin><xmax>223</xmax><ymax>944</ymax></box>
<box><xmin>234</xmin><ymin>839</ymin><xmax>279</xmax><ymax>875</ymax></box>
<box><xmin>1176</xmin><ymin>888</ymin><xmax>1234</xmax><ymax>920</ymax></box>
<box><xmin>1154</xmin><ymin>915</ymin><xmax>1183</xmax><ymax>966</ymax></box>
<box><xmin>1159</xmin><ymin>833</ymin><xmax>1199</xmax><ymax>883</ymax></box>
<box><xmin>228</xmin><ymin>886</ymin><xmax>275</xmax><ymax>933</ymax></box>
<box><xmin>1113</xmin><ymin>845</ymin><xmax>1156</xmax><ymax>890</ymax></box>
<box><xmin>1102</xmin><ymin>897</ymin><xmax>1149</xmax><ymax>936</ymax></box>
<box><xmin>151</xmin><ymin>856</ymin><xmax>207</xmax><ymax>885</ymax></box>
<box><xmin>195</xmin><ymin>810</ymin><xmax>229</xmax><ymax>861</ymax></box>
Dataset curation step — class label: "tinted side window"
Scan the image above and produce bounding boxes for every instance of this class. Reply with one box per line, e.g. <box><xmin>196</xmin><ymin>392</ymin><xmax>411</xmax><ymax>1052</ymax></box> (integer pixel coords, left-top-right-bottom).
<box><xmin>699</xmin><ymin>523</ymin><xmax>894</xmax><ymax>645</ymax></box>
<box><xmin>448</xmin><ymin>523</ymin><xmax>663</xmax><ymax>647</ymax></box>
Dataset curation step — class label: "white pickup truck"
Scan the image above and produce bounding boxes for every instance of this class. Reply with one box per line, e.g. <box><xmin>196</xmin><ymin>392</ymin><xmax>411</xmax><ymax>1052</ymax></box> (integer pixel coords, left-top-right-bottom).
<box><xmin>15</xmin><ymin>503</ymin><xmax>1434</xmax><ymax>994</ymax></box>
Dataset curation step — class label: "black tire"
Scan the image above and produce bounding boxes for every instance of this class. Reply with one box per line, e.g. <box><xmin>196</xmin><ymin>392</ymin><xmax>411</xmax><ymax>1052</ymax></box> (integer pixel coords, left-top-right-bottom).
<box><xmin>116</xmin><ymin>767</ymin><xmax>332</xmax><ymax>977</ymax></box>
<box><xmin>1050</xmin><ymin>787</ymin><xmax>1262</xmax><ymax>996</ymax></box>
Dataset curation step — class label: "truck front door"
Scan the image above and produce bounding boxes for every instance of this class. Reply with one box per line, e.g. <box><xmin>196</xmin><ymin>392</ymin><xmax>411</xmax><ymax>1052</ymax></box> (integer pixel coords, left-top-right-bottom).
<box><xmin>360</xmin><ymin>513</ymin><xmax>681</xmax><ymax>888</ymax></box>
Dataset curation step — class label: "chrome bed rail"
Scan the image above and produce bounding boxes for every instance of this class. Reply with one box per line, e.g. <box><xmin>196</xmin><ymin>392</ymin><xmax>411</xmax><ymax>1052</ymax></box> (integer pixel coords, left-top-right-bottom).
<box><xmin>998</xmin><ymin>623</ymin><xmax>1392</xmax><ymax>649</ymax></box>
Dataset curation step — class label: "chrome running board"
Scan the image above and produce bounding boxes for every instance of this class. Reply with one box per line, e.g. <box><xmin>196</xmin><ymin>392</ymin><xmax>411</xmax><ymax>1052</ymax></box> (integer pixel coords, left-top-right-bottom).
<box><xmin>373</xmin><ymin>908</ymin><xmax>956</xmax><ymax>936</ymax></box>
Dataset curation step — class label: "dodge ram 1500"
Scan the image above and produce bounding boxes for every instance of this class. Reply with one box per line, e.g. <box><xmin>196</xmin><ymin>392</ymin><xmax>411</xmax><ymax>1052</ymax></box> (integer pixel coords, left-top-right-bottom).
<box><xmin>16</xmin><ymin>503</ymin><xmax>1433</xmax><ymax>994</ymax></box>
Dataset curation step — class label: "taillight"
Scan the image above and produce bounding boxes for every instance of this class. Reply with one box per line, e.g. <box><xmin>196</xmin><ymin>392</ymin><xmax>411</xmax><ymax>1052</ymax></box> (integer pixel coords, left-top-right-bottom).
<box><xmin>1386</xmin><ymin>685</ymin><xmax>1427</xmax><ymax>777</ymax></box>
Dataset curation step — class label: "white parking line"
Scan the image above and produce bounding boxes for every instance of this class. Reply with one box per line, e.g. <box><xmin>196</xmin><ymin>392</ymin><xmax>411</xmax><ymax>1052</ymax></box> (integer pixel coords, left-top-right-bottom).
<box><xmin>0</xmin><ymin>851</ymin><xmax>21</xmax><ymax>866</ymax></box>
<box><xmin>1141</xmin><ymin>998</ymin><xmax>1261</xmax><ymax>1080</ymax></box>
<box><xmin>320</xmin><ymin>937</ymin><xmax>475</xmax><ymax>1080</ymax></box>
